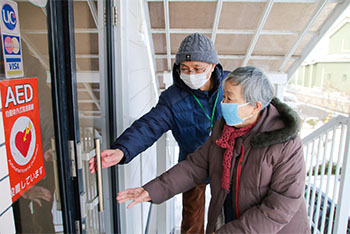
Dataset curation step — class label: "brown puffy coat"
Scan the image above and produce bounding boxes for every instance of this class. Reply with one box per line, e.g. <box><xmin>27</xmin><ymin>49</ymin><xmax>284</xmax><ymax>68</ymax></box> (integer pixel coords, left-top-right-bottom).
<box><xmin>144</xmin><ymin>98</ymin><xmax>310</xmax><ymax>233</ymax></box>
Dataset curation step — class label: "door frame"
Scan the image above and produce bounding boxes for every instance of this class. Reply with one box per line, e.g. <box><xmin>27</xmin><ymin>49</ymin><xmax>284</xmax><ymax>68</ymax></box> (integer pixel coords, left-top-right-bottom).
<box><xmin>105</xmin><ymin>0</ymin><xmax>122</xmax><ymax>233</ymax></box>
<box><xmin>46</xmin><ymin>0</ymin><xmax>81</xmax><ymax>233</ymax></box>
<box><xmin>46</xmin><ymin>0</ymin><xmax>120</xmax><ymax>233</ymax></box>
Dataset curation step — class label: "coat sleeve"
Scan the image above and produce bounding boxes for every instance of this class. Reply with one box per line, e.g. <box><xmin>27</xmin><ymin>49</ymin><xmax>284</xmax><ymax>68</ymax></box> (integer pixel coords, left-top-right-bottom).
<box><xmin>142</xmin><ymin>136</ymin><xmax>213</xmax><ymax>204</ymax></box>
<box><xmin>111</xmin><ymin>91</ymin><xmax>174</xmax><ymax>164</ymax></box>
<box><xmin>217</xmin><ymin>138</ymin><xmax>306</xmax><ymax>233</ymax></box>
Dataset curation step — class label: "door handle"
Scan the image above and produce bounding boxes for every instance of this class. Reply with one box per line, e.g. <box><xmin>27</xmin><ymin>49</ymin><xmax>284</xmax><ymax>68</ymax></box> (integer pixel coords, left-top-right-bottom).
<box><xmin>95</xmin><ymin>138</ymin><xmax>104</xmax><ymax>212</ymax></box>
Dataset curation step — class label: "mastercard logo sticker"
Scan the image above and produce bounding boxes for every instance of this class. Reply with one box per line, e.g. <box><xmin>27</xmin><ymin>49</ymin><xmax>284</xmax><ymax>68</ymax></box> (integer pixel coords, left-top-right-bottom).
<box><xmin>3</xmin><ymin>35</ymin><xmax>20</xmax><ymax>55</ymax></box>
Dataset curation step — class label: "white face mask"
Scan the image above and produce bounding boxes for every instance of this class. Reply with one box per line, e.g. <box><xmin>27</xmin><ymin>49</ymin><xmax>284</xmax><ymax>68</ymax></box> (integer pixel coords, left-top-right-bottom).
<box><xmin>180</xmin><ymin>70</ymin><xmax>210</xmax><ymax>90</ymax></box>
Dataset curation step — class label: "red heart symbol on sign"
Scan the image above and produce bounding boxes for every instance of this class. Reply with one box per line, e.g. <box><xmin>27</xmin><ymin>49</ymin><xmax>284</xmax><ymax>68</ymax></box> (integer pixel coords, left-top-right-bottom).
<box><xmin>15</xmin><ymin>129</ymin><xmax>32</xmax><ymax>157</ymax></box>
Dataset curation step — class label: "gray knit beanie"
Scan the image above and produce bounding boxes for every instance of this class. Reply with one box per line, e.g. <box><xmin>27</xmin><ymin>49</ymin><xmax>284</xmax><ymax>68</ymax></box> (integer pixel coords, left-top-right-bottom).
<box><xmin>175</xmin><ymin>33</ymin><xmax>218</xmax><ymax>65</ymax></box>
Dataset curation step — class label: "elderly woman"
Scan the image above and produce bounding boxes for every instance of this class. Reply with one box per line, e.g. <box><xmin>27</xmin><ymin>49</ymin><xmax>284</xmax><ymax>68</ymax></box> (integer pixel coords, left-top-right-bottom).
<box><xmin>117</xmin><ymin>66</ymin><xmax>310</xmax><ymax>233</ymax></box>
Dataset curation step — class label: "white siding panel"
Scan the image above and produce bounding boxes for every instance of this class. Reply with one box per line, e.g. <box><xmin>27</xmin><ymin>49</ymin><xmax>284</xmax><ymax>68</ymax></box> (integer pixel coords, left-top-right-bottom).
<box><xmin>0</xmin><ymin>113</ymin><xmax>5</xmax><ymax>144</ymax></box>
<box><xmin>0</xmin><ymin>146</ymin><xmax>8</xmax><ymax>180</ymax></box>
<box><xmin>141</xmin><ymin>146</ymin><xmax>157</xmax><ymax>185</ymax></box>
<box><xmin>127</xmin><ymin>20</ymin><xmax>139</xmax><ymax>45</ymax></box>
<box><xmin>0</xmin><ymin>176</ymin><xmax>12</xmax><ymax>215</ymax></box>
<box><xmin>128</xmin><ymin>0</ymin><xmax>138</xmax><ymax>19</ymax></box>
<box><xmin>119</xmin><ymin>0</ymin><xmax>159</xmax><ymax>233</ymax></box>
<box><xmin>141</xmin><ymin>146</ymin><xmax>157</xmax><ymax>233</ymax></box>
<box><xmin>127</xmin><ymin>3</ymin><xmax>140</xmax><ymax>45</ymax></box>
<box><xmin>124</xmin><ymin>157</ymin><xmax>141</xmax><ymax>188</ymax></box>
<box><xmin>122</xmin><ymin>156</ymin><xmax>142</xmax><ymax>234</ymax></box>
<box><xmin>129</xmin><ymin>92</ymin><xmax>155</xmax><ymax>119</ymax></box>
<box><xmin>129</xmin><ymin>69</ymin><xmax>154</xmax><ymax>102</ymax></box>
<box><xmin>128</xmin><ymin>49</ymin><xmax>150</xmax><ymax>74</ymax></box>
<box><xmin>0</xmin><ymin>207</ymin><xmax>15</xmax><ymax>234</ymax></box>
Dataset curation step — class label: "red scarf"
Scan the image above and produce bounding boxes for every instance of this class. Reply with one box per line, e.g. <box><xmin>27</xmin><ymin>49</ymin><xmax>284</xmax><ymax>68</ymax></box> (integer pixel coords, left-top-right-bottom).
<box><xmin>216</xmin><ymin>122</ymin><xmax>256</xmax><ymax>191</ymax></box>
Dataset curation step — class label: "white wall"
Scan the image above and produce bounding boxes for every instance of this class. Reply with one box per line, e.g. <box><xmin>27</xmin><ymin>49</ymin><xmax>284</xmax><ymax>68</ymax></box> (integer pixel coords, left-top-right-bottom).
<box><xmin>115</xmin><ymin>0</ymin><xmax>158</xmax><ymax>233</ymax></box>
<box><xmin>0</xmin><ymin>93</ymin><xmax>16</xmax><ymax>234</ymax></box>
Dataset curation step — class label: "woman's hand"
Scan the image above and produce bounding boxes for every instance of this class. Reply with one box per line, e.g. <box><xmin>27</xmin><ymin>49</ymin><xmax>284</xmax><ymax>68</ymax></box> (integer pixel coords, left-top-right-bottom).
<box><xmin>89</xmin><ymin>148</ymin><xmax>124</xmax><ymax>173</ymax></box>
<box><xmin>116</xmin><ymin>187</ymin><xmax>151</xmax><ymax>208</ymax></box>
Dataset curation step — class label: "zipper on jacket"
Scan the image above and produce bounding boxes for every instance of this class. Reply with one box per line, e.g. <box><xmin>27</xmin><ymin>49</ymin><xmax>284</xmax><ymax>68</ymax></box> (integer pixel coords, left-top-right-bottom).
<box><xmin>235</xmin><ymin>145</ymin><xmax>245</xmax><ymax>219</ymax></box>
<box><xmin>230</xmin><ymin>145</ymin><xmax>244</xmax><ymax>219</ymax></box>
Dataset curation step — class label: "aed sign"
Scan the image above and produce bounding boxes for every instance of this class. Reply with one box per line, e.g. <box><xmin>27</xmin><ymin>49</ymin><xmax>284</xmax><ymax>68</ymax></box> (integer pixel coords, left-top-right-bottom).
<box><xmin>0</xmin><ymin>78</ymin><xmax>45</xmax><ymax>202</ymax></box>
<box><xmin>0</xmin><ymin>0</ymin><xmax>23</xmax><ymax>78</ymax></box>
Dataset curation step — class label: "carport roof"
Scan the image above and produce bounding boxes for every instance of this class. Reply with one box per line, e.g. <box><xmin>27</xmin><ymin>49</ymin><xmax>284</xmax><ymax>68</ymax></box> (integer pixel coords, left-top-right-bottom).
<box><xmin>144</xmin><ymin>0</ymin><xmax>350</xmax><ymax>83</ymax></box>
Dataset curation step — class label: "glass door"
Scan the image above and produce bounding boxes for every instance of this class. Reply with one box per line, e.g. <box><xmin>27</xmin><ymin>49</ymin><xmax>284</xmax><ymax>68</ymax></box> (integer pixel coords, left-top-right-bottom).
<box><xmin>1</xmin><ymin>0</ymin><xmax>64</xmax><ymax>233</ymax></box>
<box><xmin>46</xmin><ymin>0</ymin><xmax>115</xmax><ymax>233</ymax></box>
<box><xmin>2</xmin><ymin>0</ymin><xmax>115</xmax><ymax>233</ymax></box>
<box><xmin>72</xmin><ymin>0</ymin><xmax>108</xmax><ymax>233</ymax></box>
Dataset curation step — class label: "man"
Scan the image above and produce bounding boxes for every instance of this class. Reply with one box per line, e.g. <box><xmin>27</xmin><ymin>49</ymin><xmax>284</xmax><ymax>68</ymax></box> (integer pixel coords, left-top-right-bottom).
<box><xmin>89</xmin><ymin>33</ymin><xmax>229</xmax><ymax>233</ymax></box>
<box><xmin>116</xmin><ymin>66</ymin><xmax>309</xmax><ymax>234</ymax></box>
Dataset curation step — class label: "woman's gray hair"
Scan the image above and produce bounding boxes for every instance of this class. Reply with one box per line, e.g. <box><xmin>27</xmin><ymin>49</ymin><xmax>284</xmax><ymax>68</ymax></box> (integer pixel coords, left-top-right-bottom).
<box><xmin>223</xmin><ymin>66</ymin><xmax>274</xmax><ymax>109</ymax></box>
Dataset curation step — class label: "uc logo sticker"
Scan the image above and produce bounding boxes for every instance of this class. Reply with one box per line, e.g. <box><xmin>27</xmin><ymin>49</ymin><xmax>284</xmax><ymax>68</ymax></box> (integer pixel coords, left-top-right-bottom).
<box><xmin>2</xmin><ymin>4</ymin><xmax>17</xmax><ymax>31</ymax></box>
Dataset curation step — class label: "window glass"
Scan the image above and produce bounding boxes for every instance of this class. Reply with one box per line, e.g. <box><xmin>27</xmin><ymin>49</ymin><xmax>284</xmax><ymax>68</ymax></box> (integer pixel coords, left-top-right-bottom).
<box><xmin>0</xmin><ymin>1</ymin><xmax>64</xmax><ymax>233</ymax></box>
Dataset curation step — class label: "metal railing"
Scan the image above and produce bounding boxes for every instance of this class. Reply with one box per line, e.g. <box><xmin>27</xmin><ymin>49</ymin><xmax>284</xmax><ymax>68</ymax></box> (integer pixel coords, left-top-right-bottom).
<box><xmin>302</xmin><ymin>115</ymin><xmax>350</xmax><ymax>234</ymax></box>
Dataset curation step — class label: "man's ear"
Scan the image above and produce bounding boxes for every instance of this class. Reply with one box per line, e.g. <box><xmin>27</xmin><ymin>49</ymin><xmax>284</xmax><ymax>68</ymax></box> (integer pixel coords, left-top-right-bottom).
<box><xmin>209</xmin><ymin>64</ymin><xmax>216</xmax><ymax>73</ymax></box>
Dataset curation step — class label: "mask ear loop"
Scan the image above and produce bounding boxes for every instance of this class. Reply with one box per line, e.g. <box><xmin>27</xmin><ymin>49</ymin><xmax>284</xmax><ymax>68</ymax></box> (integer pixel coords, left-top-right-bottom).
<box><xmin>238</xmin><ymin>102</ymin><xmax>250</xmax><ymax>108</ymax></box>
<box><xmin>202</xmin><ymin>64</ymin><xmax>214</xmax><ymax>84</ymax></box>
<box><xmin>239</xmin><ymin>102</ymin><xmax>254</xmax><ymax>122</ymax></box>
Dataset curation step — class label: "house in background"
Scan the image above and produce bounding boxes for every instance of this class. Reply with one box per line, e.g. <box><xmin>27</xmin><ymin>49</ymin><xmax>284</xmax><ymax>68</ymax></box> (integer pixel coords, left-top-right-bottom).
<box><xmin>288</xmin><ymin>17</ymin><xmax>350</xmax><ymax>115</ymax></box>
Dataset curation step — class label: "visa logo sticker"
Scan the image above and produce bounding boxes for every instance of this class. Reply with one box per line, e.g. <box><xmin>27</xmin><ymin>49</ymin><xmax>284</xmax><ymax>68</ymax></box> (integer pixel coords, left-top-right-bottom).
<box><xmin>5</xmin><ymin>57</ymin><xmax>23</xmax><ymax>77</ymax></box>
